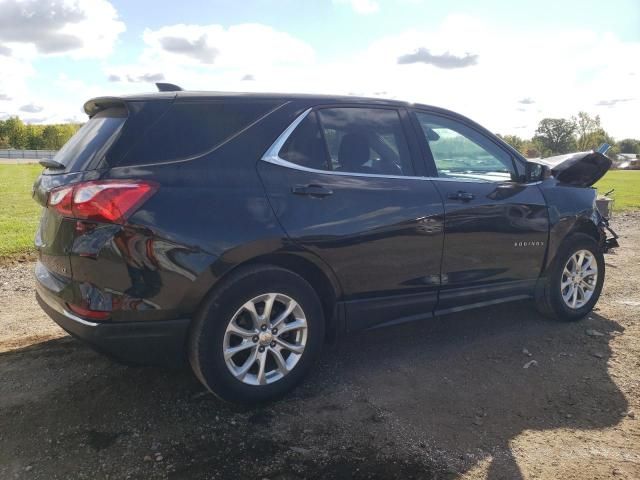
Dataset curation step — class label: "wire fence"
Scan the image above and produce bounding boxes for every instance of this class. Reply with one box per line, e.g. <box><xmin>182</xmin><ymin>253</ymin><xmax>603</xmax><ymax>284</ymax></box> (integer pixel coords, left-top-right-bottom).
<box><xmin>0</xmin><ymin>149</ymin><xmax>58</xmax><ymax>161</ymax></box>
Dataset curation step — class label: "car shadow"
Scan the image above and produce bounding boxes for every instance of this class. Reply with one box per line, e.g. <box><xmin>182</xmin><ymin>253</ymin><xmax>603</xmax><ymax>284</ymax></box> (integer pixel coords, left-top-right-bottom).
<box><xmin>312</xmin><ymin>303</ymin><xmax>627</xmax><ymax>479</ymax></box>
<box><xmin>0</xmin><ymin>302</ymin><xmax>627</xmax><ymax>479</ymax></box>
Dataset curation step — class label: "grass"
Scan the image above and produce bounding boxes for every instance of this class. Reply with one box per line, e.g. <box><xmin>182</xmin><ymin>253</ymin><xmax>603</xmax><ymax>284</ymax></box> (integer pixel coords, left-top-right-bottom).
<box><xmin>0</xmin><ymin>164</ymin><xmax>42</xmax><ymax>258</ymax></box>
<box><xmin>594</xmin><ymin>170</ymin><xmax>640</xmax><ymax>212</ymax></box>
<box><xmin>0</xmin><ymin>164</ymin><xmax>638</xmax><ymax>259</ymax></box>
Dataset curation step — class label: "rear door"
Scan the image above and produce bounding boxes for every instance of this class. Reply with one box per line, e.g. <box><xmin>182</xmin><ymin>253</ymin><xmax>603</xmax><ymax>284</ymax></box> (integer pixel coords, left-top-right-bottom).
<box><xmin>258</xmin><ymin>105</ymin><xmax>444</xmax><ymax>331</ymax></box>
<box><xmin>410</xmin><ymin>110</ymin><xmax>548</xmax><ymax>313</ymax></box>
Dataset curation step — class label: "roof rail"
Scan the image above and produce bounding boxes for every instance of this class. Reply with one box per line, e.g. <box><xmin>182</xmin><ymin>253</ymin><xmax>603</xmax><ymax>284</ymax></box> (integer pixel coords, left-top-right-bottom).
<box><xmin>155</xmin><ymin>82</ymin><xmax>183</xmax><ymax>92</ymax></box>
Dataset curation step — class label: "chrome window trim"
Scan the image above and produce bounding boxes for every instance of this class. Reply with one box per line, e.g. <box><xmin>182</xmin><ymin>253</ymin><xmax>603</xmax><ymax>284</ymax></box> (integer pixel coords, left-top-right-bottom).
<box><xmin>260</xmin><ymin>108</ymin><xmax>539</xmax><ymax>185</ymax></box>
<box><xmin>261</xmin><ymin>107</ymin><xmax>313</xmax><ymax>165</ymax></box>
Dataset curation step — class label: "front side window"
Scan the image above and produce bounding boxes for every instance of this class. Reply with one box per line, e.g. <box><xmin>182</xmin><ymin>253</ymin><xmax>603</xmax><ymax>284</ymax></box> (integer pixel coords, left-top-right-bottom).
<box><xmin>278</xmin><ymin>107</ymin><xmax>414</xmax><ymax>176</ymax></box>
<box><xmin>414</xmin><ymin>112</ymin><xmax>516</xmax><ymax>182</ymax></box>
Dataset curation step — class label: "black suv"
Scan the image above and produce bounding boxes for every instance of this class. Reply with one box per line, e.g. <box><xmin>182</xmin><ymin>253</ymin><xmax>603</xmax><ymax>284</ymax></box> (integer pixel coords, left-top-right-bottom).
<box><xmin>33</xmin><ymin>85</ymin><xmax>617</xmax><ymax>402</ymax></box>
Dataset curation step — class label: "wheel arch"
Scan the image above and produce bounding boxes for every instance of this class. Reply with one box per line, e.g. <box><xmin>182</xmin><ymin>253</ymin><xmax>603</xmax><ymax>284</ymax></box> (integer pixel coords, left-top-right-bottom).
<box><xmin>569</xmin><ymin>217</ymin><xmax>600</xmax><ymax>241</ymax></box>
<box><xmin>542</xmin><ymin>212</ymin><xmax>602</xmax><ymax>276</ymax></box>
<box><xmin>244</xmin><ymin>252</ymin><xmax>341</xmax><ymax>339</ymax></box>
<box><xmin>535</xmin><ymin>227</ymin><xmax>605</xmax><ymax>321</ymax></box>
<box><xmin>192</xmin><ymin>249</ymin><xmax>343</xmax><ymax>344</ymax></box>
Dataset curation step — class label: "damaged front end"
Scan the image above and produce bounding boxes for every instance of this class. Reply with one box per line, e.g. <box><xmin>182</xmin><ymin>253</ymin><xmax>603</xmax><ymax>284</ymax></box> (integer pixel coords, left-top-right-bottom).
<box><xmin>599</xmin><ymin>215</ymin><xmax>619</xmax><ymax>252</ymax></box>
<box><xmin>535</xmin><ymin>144</ymin><xmax>612</xmax><ymax>188</ymax></box>
<box><xmin>533</xmin><ymin>144</ymin><xmax>619</xmax><ymax>253</ymax></box>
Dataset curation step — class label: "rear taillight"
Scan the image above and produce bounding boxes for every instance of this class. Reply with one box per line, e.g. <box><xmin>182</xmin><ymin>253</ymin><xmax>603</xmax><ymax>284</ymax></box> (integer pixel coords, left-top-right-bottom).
<box><xmin>48</xmin><ymin>185</ymin><xmax>74</xmax><ymax>216</ymax></box>
<box><xmin>66</xmin><ymin>303</ymin><xmax>111</xmax><ymax>321</ymax></box>
<box><xmin>48</xmin><ymin>180</ymin><xmax>158</xmax><ymax>224</ymax></box>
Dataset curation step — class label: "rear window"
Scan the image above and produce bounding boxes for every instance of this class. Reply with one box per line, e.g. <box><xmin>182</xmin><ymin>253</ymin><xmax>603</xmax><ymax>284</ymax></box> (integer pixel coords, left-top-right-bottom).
<box><xmin>51</xmin><ymin>108</ymin><xmax>125</xmax><ymax>173</ymax></box>
<box><xmin>119</xmin><ymin>100</ymin><xmax>281</xmax><ymax>165</ymax></box>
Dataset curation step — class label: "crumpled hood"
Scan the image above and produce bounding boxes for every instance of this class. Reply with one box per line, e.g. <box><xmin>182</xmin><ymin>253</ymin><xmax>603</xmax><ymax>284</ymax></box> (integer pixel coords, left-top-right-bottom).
<box><xmin>533</xmin><ymin>150</ymin><xmax>611</xmax><ymax>187</ymax></box>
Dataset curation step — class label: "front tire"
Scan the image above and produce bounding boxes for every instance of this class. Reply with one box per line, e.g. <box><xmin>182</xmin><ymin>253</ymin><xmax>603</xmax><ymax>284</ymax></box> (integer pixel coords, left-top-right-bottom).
<box><xmin>189</xmin><ymin>265</ymin><xmax>325</xmax><ymax>403</ymax></box>
<box><xmin>535</xmin><ymin>233</ymin><xmax>605</xmax><ymax>321</ymax></box>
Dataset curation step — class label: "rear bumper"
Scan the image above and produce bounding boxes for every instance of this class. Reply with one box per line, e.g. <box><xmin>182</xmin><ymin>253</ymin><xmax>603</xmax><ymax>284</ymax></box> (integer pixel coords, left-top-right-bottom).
<box><xmin>36</xmin><ymin>285</ymin><xmax>190</xmax><ymax>366</ymax></box>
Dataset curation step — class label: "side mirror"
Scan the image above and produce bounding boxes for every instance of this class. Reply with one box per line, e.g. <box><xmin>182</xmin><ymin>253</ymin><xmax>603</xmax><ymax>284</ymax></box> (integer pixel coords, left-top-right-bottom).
<box><xmin>424</xmin><ymin>127</ymin><xmax>440</xmax><ymax>141</ymax></box>
<box><xmin>523</xmin><ymin>162</ymin><xmax>550</xmax><ymax>183</ymax></box>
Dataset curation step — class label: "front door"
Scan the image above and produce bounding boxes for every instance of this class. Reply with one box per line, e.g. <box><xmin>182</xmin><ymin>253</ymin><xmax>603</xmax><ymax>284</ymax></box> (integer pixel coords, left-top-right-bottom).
<box><xmin>258</xmin><ymin>106</ymin><xmax>444</xmax><ymax>330</ymax></box>
<box><xmin>411</xmin><ymin>110</ymin><xmax>549</xmax><ymax>313</ymax></box>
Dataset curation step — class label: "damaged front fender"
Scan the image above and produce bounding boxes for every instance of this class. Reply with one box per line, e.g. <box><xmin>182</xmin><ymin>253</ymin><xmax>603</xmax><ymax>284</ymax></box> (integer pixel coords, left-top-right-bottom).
<box><xmin>599</xmin><ymin>215</ymin><xmax>619</xmax><ymax>252</ymax></box>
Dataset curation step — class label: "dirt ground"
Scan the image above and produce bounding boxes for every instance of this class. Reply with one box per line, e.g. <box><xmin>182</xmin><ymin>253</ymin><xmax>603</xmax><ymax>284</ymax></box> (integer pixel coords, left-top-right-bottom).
<box><xmin>1</xmin><ymin>215</ymin><xmax>639</xmax><ymax>480</ymax></box>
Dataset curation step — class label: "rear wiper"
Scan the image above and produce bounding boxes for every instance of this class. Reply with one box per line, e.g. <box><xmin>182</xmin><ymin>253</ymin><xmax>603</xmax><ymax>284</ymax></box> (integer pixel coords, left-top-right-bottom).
<box><xmin>39</xmin><ymin>159</ymin><xmax>65</xmax><ymax>170</ymax></box>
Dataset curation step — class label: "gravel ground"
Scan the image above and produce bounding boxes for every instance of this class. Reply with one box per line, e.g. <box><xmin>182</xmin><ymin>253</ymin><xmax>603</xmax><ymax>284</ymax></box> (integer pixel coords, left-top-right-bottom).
<box><xmin>0</xmin><ymin>214</ymin><xmax>639</xmax><ymax>479</ymax></box>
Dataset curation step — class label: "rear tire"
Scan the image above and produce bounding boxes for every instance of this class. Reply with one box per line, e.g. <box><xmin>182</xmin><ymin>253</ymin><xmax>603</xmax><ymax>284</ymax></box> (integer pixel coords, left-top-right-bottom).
<box><xmin>535</xmin><ymin>233</ymin><xmax>604</xmax><ymax>321</ymax></box>
<box><xmin>188</xmin><ymin>265</ymin><xmax>325</xmax><ymax>404</ymax></box>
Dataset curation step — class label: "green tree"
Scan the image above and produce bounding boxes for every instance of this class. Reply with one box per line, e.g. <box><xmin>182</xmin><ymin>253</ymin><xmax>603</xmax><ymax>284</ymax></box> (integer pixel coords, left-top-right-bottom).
<box><xmin>584</xmin><ymin>128</ymin><xmax>620</xmax><ymax>160</ymax></box>
<box><xmin>521</xmin><ymin>139</ymin><xmax>542</xmax><ymax>158</ymax></box>
<box><xmin>41</xmin><ymin>125</ymin><xmax>63</xmax><ymax>149</ymax></box>
<box><xmin>618</xmin><ymin>138</ymin><xmax>640</xmax><ymax>154</ymax></box>
<box><xmin>0</xmin><ymin>118</ymin><xmax>81</xmax><ymax>149</ymax></box>
<box><xmin>24</xmin><ymin>124</ymin><xmax>45</xmax><ymax>149</ymax></box>
<box><xmin>0</xmin><ymin>129</ymin><xmax>9</xmax><ymax>148</ymax></box>
<box><xmin>573</xmin><ymin>112</ymin><xmax>601</xmax><ymax>151</ymax></box>
<box><xmin>56</xmin><ymin>124</ymin><xmax>80</xmax><ymax>148</ymax></box>
<box><xmin>500</xmin><ymin>134</ymin><xmax>525</xmax><ymax>153</ymax></box>
<box><xmin>533</xmin><ymin>118</ymin><xmax>577</xmax><ymax>156</ymax></box>
<box><xmin>0</xmin><ymin>116</ymin><xmax>27</xmax><ymax>149</ymax></box>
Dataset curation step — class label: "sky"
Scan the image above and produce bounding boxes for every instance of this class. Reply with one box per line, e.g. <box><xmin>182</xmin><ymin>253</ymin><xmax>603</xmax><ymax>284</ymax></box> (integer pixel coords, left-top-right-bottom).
<box><xmin>0</xmin><ymin>0</ymin><xmax>638</xmax><ymax>139</ymax></box>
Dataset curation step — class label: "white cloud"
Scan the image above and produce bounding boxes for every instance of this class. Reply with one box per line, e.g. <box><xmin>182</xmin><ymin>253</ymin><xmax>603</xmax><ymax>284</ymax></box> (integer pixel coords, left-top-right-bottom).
<box><xmin>397</xmin><ymin>48</ymin><xmax>479</xmax><ymax>68</ymax></box>
<box><xmin>8</xmin><ymin>14</ymin><xmax>639</xmax><ymax>140</ymax></box>
<box><xmin>0</xmin><ymin>0</ymin><xmax>124</xmax><ymax>123</ymax></box>
<box><xmin>106</xmin><ymin>70</ymin><xmax>165</xmax><ymax>83</ymax></box>
<box><xmin>142</xmin><ymin>23</ymin><xmax>314</xmax><ymax>68</ymax></box>
<box><xmin>0</xmin><ymin>0</ymin><xmax>125</xmax><ymax>59</ymax></box>
<box><xmin>335</xmin><ymin>15</ymin><xmax>640</xmax><ymax>138</ymax></box>
<box><xmin>0</xmin><ymin>52</ymin><xmax>33</xmax><ymax>115</ymax></box>
<box><xmin>333</xmin><ymin>0</ymin><xmax>380</xmax><ymax>14</ymax></box>
<box><xmin>100</xmin><ymin>15</ymin><xmax>639</xmax><ymax>138</ymax></box>
<box><xmin>22</xmin><ymin>115</ymin><xmax>47</xmax><ymax>124</ymax></box>
<box><xmin>19</xmin><ymin>103</ymin><xmax>43</xmax><ymax>113</ymax></box>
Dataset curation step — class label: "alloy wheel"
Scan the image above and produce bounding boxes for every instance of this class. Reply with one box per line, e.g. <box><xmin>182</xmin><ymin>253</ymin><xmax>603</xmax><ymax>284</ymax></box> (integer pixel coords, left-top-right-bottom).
<box><xmin>561</xmin><ymin>249</ymin><xmax>598</xmax><ymax>309</ymax></box>
<box><xmin>223</xmin><ymin>293</ymin><xmax>308</xmax><ymax>386</ymax></box>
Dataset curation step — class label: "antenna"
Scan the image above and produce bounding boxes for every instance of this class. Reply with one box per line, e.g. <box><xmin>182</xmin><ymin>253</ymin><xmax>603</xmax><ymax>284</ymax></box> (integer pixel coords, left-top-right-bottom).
<box><xmin>155</xmin><ymin>83</ymin><xmax>183</xmax><ymax>92</ymax></box>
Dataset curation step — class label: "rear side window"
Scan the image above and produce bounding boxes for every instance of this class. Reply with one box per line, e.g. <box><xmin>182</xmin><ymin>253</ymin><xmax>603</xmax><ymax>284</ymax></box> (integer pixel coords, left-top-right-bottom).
<box><xmin>51</xmin><ymin>108</ymin><xmax>125</xmax><ymax>173</ymax></box>
<box><xmin>279</xmin><ymin>107</ymin><xmax>414</xmax><ymax>176</ymax></box>
<box><xmin>121</xmin><ymin>101</ymin><xmax>280</xmax><ymax>165</ymax></box>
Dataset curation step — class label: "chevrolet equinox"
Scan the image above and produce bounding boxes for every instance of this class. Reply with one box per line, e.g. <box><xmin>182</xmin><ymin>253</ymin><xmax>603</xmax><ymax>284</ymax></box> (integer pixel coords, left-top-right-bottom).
<box><xmin>33</xmin><ymin>84</ymin><xmax>618</xmax><ymax>402</ymax></box>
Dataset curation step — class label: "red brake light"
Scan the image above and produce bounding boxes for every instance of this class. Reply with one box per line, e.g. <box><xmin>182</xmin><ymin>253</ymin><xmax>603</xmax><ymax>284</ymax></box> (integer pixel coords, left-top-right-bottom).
<box><xmin>47</xmin><ymin>185</ymin><xmax>74</xmax><ymax>217</ymax></box>
<box><xmin>48</xmin><ymin>180</ymin><xmax>157</xmax><ymax>224</ymax></box>
<box><xmin>66</xmin><ymin>303</ymin><xmax>111</xmax><ymax>321</ymax></box>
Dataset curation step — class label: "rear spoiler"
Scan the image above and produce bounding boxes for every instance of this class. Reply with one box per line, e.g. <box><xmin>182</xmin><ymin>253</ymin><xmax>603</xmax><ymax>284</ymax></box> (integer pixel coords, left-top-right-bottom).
<box><xmin>83</xmin><ymin>83</ymin><xmax>184</xmax><ymax>117</ymax></box>
<box><xmin>83</xmin><ymin>97</ymin><xmax>128</xmax><ymax>117</ymax></box>
<box><xmin>155</xmin><ymin>82</ymin><xmax>183</xmax><ymax>92</ymax></box>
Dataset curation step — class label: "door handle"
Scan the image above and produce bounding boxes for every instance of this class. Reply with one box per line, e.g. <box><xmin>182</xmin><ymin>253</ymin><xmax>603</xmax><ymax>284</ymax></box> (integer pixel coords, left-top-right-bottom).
<box><xmin>447</xmin><ymin>191</ymin><xmax>475</xmax><ymax>202</ymax></box>
<box><xmin>291</xmin><ymin>184</ymin><xmax>334</xmax><ymax>198</ymax></box>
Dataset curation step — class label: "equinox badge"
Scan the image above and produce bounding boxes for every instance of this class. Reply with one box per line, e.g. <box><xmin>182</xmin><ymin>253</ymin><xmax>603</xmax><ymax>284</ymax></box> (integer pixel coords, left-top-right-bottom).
<box><xmin>514</xmin><ymin>241</ymin><xmax>545</xmax><ymax>247</ymax></box>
